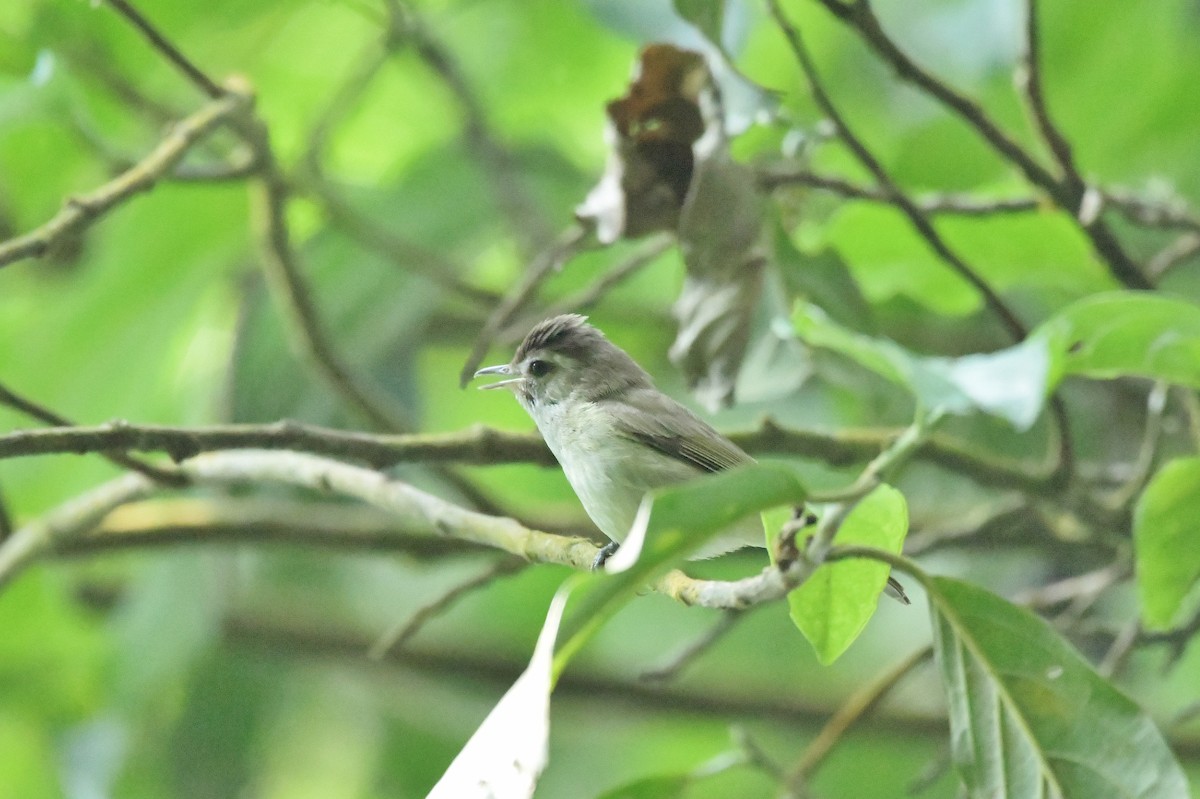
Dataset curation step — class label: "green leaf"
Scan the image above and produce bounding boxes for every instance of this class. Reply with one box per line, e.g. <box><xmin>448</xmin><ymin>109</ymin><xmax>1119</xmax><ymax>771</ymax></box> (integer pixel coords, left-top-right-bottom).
<box><xmin>1134</xmin><ymin>456</ymin><xmax>1200</xmax><ymax>630</ymax></box>
<box><xmin>594</xmin><ymin>774</ymin><xmax>690</xmax><ymax>799</ymax></box>
<box><xmin>927</xmin><ymin>576</ymin><xmax>1189</xmax><ymax>799</ymax></box>
<box><xmin>792</xmin><ymin>302</ymin><xmax>1053</xmax><ymax>430</ymax></box>
<box><xmin>672</xmin><ymin>0</ymin><xmax>725</xmax><ymax>46</ymax></box>
<box><xmin>555</xmin><ymin>463</ymin><xmax>807</xmax><ymax>672</ymax></box>
<box><xmin>1034</xmin><ymin>292</ymin><xmax>1200</xmax><ymax>389</ymax></box>
<box><xmin>787</xmin><ymin>485</ymin><xmax>909</xmax><ymax>665</ymax></box>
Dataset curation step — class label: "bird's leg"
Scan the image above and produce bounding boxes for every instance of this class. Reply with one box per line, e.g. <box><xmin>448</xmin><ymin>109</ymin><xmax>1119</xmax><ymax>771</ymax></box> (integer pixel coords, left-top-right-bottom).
<box><xmin>592</xmin><ymin>540</ymin><xmax>620</xmax><ymax>571</ymax></box>
<box><xmin>774</xmin><ymin>504</ymin><xmax>817</xmax><ymax>569</ymax></box>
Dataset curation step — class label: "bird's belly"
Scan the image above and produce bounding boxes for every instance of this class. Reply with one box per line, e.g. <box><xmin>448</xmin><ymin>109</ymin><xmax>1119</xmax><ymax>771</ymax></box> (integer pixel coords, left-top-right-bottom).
<box><xmin>532</xmin><ymin>402</ymin><xmax>762</xmax><ymax>556</ymax></box>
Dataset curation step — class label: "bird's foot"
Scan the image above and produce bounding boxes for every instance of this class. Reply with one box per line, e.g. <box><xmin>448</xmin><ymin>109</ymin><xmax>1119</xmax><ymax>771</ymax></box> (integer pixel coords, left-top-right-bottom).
<box><xmin>592</xmin><ymin>541</ymin><xmax>620</xmax><ymax>571</ymax></box>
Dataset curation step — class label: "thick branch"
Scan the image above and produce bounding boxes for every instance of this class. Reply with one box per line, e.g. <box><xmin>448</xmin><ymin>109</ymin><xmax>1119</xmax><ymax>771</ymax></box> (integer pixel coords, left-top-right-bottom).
<box><xmin>0</xmin><ymin>419</ymin><xmax>1055</xmax><ymax>493</ymax></box>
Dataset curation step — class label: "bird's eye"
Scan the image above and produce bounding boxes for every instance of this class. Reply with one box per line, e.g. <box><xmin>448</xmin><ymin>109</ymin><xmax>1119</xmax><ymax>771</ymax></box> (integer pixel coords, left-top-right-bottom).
<box><xmin>528</xmin><ymin>359</ymin><xmax>553</xmax><ymax>377</ymax></box>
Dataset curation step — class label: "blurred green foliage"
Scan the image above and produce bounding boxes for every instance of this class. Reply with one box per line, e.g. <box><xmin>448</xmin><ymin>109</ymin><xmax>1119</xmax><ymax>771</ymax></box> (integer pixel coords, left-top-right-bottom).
<box><xmin>2</xmin><ymin>0</ymin><xmax>1200</xmax><ymax>797</ymax></box>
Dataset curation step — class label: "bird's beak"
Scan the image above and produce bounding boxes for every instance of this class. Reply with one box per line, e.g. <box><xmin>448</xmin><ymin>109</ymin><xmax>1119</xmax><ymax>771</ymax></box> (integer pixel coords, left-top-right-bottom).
<box><xmin>473</xmin><ymin>364</ymin><xmax>525</xmax><ymax>390</ymax></box>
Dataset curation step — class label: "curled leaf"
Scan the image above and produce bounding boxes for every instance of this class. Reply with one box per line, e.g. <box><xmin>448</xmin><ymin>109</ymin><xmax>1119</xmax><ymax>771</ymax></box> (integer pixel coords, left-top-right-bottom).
<box><xmin>577</xmin><ymin>43</ymin><xmax>766</xmax><ymax>409</ymax></box>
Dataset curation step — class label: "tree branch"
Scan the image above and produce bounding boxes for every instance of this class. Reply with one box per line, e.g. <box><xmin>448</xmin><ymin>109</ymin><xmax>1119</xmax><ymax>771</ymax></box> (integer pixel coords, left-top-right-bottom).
<box><xmin>766</xmin><ymin>0</ymin><xmax>1029</xmax><ymax>343</ymax></box>
<box><xmin>759</xmin><ymin>167</ymin><xmax>1040</xmax><ymax>216</ymax></box>
<box><xmin>368</xmin><ymin>557</ymin><xmax>526</xmax><ymax>659</ymax></box>
<box><xmin>1015</xmin><ymin>0</ymin><xmax>1079</xmax><ymax>183</ymax></box>
<box><xmin>0</xmin><ymin>382</ymin><xmax>184</xmax><ymax>486</ymax></box>
<box><xmin>785</xmin><ymin>645</ymin><xmax>933</xmax><ymax>790</ymax></box>
<box><xmin>0</xmin><ymin>418</ymin><xmax>1058</xmax><ymax>493</ymax></box>
<box><xmin>100</xmin><ymin>0</ymin><xmax>225</xmax><ymax>99</ymax></box>
<box><xmin>812</xmin><ymin>0</ymin><xmax>1152</xmax><ymax>290</ymax></box>
<box><xmin>0</xmin><ymin>93</ymin><xmax>245</xmax><ymax>269</ymax></box>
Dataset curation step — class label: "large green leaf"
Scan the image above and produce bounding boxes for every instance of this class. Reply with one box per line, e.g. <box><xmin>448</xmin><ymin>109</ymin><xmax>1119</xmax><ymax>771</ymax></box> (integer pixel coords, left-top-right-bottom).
<box><xmin>1134</xmin><ymin>456</ymin><xmax>1200</xmax><ymax>630</ymax></box>
<box><xmin>792</xmin><ymin>302</ymin><xmax>1053</xmax><ymax>430</ymax></box>
<box><xmin>927</xmin><ymin>576</ymin><xmax>1189</xmax><ymax>799</ymax></box>
<box><xmin>1033</xmin><ymin>292</ymin><xmax>1200</xmax><ymax>389</ymax></box>
<box><xmin>786</xmin><ymin>485</ymin><xmax>909</xmax><ymax>664</ymax></box>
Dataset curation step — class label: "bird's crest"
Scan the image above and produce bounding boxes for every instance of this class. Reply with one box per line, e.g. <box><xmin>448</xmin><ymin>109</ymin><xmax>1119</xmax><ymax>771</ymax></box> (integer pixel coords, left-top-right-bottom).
<box><xmin>514</xmin><ymin>314</ymin><xmax>604</xmax><ymax>363</ymax></box>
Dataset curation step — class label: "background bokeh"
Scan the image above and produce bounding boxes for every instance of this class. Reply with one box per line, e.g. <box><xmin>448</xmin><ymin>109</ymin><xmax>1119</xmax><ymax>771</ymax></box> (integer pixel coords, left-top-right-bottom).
<box><xmin>1</xmin><ymin>0</ymin><xmax>1199</xmax><ymax>796</ymax></box>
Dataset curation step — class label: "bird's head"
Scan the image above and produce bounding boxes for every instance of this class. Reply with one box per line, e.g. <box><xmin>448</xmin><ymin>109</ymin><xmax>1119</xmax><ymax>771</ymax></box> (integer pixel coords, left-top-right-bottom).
<box><xmin>473</xmin><ymin>314</ymin><xmax>652</xmax><ymax>407</ymax></box>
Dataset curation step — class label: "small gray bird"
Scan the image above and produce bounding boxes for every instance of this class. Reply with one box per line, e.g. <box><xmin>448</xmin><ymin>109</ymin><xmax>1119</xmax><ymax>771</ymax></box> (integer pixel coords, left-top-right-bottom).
<box><xmin>475</xmin><ymin>314</ymin><xmax>910</xmax><ymax>602</ymax></box>
<box><xmin>473</xmin><ymin>314</ymin><xmax>768</xmax><ymax>563</ymax></box>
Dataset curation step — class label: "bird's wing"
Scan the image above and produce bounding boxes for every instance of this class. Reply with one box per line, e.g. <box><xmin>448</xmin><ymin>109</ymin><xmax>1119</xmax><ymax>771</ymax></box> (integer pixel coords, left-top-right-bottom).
<box><xmin>605</xmin><ymin>388</ymin><xmax>753</xmax><ymax>474</ymax></box>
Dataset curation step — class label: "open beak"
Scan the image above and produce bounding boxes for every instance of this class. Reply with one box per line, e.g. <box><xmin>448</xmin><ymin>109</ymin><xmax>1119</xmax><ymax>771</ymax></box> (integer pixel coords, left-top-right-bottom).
<box><xmin>473</xmin><ymin>364</ymin><xmax>525</xmax><ymax>390</ymax></box>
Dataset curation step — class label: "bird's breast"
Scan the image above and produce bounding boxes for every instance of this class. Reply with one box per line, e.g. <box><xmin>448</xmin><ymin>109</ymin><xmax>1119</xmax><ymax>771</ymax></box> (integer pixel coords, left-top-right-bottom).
<box><xmin>529</xmin><ymin>401</ymin><xmax>703</xmax><ymax>543</ymax></box>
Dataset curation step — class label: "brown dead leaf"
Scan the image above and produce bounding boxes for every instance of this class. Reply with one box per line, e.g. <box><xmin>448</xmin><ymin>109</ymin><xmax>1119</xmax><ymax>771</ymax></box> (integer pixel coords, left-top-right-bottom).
<box><xmin>576</xmin><ymin>43</ymin><xmax>767</xmax><ymax>409</ymax></box>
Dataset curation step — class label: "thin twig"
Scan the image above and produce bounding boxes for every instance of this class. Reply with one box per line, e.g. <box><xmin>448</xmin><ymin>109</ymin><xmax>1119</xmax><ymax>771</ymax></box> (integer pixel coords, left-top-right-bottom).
<box><xmin>459</xmin><ymin>224</ymin><xmax>591</xmax><ymax>386</ymax></box>
<box><xmin>759</xmin><ymin>167</ymin><xmax>1040</xmax><ymax>216</ymax></box>
<box><xmin>308</xmin><ymin>178</ymin><xmax>498</xmax><ymax>306</ymax></box>
<box><xmin>0</xmin><ymin>483</ymin><xmax>12</xmax><ymax>542</ymax></box>
<box><xmin>639</xmin><ymin>610</ymin><xmax>747</xmax><ymax>683</ymax></box>
<box><xmin>0</xmin><ymin>383</ymin><xmax>184</xmax><ymax>486</ymax></box>
<box><xmin>1016</xmin><ymin>0</ymin><xmax>1079</xmax><ymax>182</ymax></box>
<box><xmin>302</xmin><ymin>42</ymin><xmax>392</xmax><ymax>174</ymax></box>
<box><xmin>368</xmin><ymin>557</ymin><xmax>525</xmax><ymax>659</ymax></box>
<box><xmin>784</xmin><ymin>645</ymin><xmax>933</xmax><ymax>791</ymax></box>
<box><xmin>0</xmin><ymin>93</ymin><xmax>245</xmax><ymax>269</ymax></box>
<box><xmin>244</xmin><ymin>123</ymin><xmax>416</xmax><ymax>433</ymax></box>
<box><xmin>1104</xmin><ymin>382</ymin><xmax>1168</xmax><ymax>511</ymax></box>
<box><xmin>498</xmin><ymin>234</ymin><xmax>673</xmax><ymax>342</ymax></box>
<box><xmin>1106</xmin><ymin>189</ymin><xmax>1200</xmax><ymax>234</ymax></box>
<box><xmin>1147</xmin><ymin>233</ymin><xmax>1200</xmax><ymax>280</ymax></box>
<box><xmin>1097</xmin><ymin>618</ymin><xmax>1140</xmax><ymax>680</ymax></box>
<box><xmin>100</xmin><ymin>0</ymin><xmax>225</xmax><ymax>99</ymax></box>
<box><xmin>386</xmin><ymin>0</ymin><xmax>556</xmax><ymax>252</ymax></box>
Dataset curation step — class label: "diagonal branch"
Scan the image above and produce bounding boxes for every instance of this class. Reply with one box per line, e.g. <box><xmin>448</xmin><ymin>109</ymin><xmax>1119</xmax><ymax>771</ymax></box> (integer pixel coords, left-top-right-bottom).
<box><xmin>812</xmin><ymin>0</ymin><xmax>1152</xmax><ymax>290</ymax></box>
<box><xmin>767</xmin><ymin>0</ymin><xmax>1027</xmax><ymax>342</ymax></box>
<box><xmin>759</xmin><ymin>167</ymin><xmax>1041</xmax><ymax>216</ymax></box>
<box><xmin>245</xmin><ymin>130</ymin><xmax>416</xmax><ymax>433</ymax></box>
<box><xmin>0</xmin><ymin>383</ymin><xmax>184</xmax><ymax>486</ymax></box>
<box><xmin>0</xmin><ymin>93</ymin><xmax>245</xmax><ymax>269</ymax></box>
<box><xmin>768</xmin><ymin>0</ymin><xmax>1076</xmax><ymax>479</ymax></box>
<box><xmin>100</xmin><ymin>0</ymin><xmax>225</xmax><ymax>99</ymax></box>
<box><xmin>1015</xmin><ymin>0</ymin><xmax>1080</xmax><ymax>183</ymax></box>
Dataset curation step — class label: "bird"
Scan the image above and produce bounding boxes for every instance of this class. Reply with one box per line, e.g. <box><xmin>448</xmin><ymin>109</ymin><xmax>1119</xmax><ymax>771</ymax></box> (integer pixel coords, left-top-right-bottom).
<box><xmin>473</xmin><ymin>314</ymin><xmax>908</xmax><ymax>601</ymax></box>
<box><xmin>473</xmin><ymin>314</ymin><xmax>782</xmax><ymax>561</ymax></box>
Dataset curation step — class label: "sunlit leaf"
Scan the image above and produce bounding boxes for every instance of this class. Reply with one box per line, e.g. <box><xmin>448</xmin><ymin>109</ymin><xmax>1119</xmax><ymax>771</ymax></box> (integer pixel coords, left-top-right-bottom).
<box><xmin>595</xmin><ymin>774</ymin><xmax>689</xmax><ymax>799</ymax></box>
<box><xmin>1034</xmin><ymin>292</ymin><xmax>1200</xmax><ymax>389</ymax></box>
<box><xmin>928</xmin><ymin>576</ymin><xmax>1189</xmax><ymax>799</ymax></box>
<box><xmin>792</xmin><ymin>302</ymin><xmax>1052</xmax><ymax>430</ymax></box>
<box><xmin>1133</xmin><ymin>456</ymin><xmax>1200</xmax><ymax>630</ymax></box>
<box><xmin>787</xmin><ymin>485</ymin><xmax>908</xmax><ymax>664</ymax></box>
<box><xmin>672</xmin><ymin>0</ymin><xmax>725</xmax><ymax>46</ymax></box>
